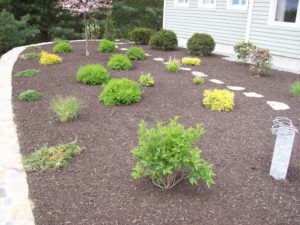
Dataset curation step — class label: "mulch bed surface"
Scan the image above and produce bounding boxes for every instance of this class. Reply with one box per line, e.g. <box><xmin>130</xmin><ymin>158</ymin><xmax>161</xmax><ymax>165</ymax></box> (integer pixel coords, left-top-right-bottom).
<box><xmin>12</xmin><ymin>41</ymin><xmax>300</xmax><ymax>225</ymax></box>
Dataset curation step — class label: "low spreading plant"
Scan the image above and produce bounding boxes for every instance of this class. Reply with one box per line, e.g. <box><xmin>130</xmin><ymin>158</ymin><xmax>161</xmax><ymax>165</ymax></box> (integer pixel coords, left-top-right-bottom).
<box><xmin>166</xmin><ymin>59</ymin><xmax>180</xmax><ymax>73</ymax></box>
<box><xmin>76</xmin><ymin>64</ymin><xmax>110</xmax><ymax>85</ymax></box>
<box><xmin>15</xmin><ymin>69</ymin><xmax>39</xmax><ymax>77</ymax></box>
<box><xmin>52</xmin><ymin>97</ymin><xmax>81</xmax><ymax>122</ymax></box>
<box><xmin>203</xmin><ymin>89</ymin><xmax>235</xmax><ymax>112</ymax></box>
<box><xmin>193</xmin><ymin>77</ymin><xmax>204</xmax><ymax>85</ymax></box>
<box><xmin>130</xmin><ymin>27</ymin><xmax>153</xmax><ymax>45</ymax></box>
<box><xmin>234</xmin><ymin>41</ymin><xmax>256</xmax><ymax>64</ymax></box>
<box><xmin>250</xmin><ymin>48</ymin><xmax>272</xmax><ymax>76</ymax></box>
<box><xmin>52</xmin><ymin>40</ymin><xmax>73</xmax><ymax>53</ymax></box>
<box><xmin>99</xmin><ymin>78</ymin><xmax>141</xmax><ymax>106</ymax></box>
<box><xmin>19</xmin><ymin>90</ymin><xmax>41</xmax><ymax>101</ymax></box>
<box><xmin>182</xmin><ymin>57</ymin><xmax>201</xmax><ymax>66</ymax></box>
<box><xmin>187</xmin><ymin>33</ymin><xmax>215</xmax><ymax>56</ymax></box>
<box><xmin>139</xmin><ymin>74</ymin><xmax>155</xmax><ymax>87</ymax></box>
<box><xmin>26</xmin><ymin>46</ymin><xmax>41</xmax><ymax>51</ymax></box>
<box><xmin>291</xmin><ymin>80</ymin><xmax>300</xmax><ymax>97</ymax></box>
<box><xmin>19</xmin><ymin>53</ymin><xmax>39</xmax><ymax>60</ymax></box>
<box><xmin>107</xmin><ymin>54</ymin><xmax>132</xmax><ymax>70</ymax></box>
<box><xmin>23</xmin><ymin>141</ymin><xmax>81</xmax><ymax>172</ymax></box>
<box><xmin>98</xmin><ymin>39</ymin><xmax>116</xmax><ymax>53</ymax></box>
<box><xmin>149</xmin><ymin>29</ymin><xmax>178</xmax><ymax>50</ymax></box>
<box><xmin>40</xmin><ymin>51</ymin><xmax>62</xmax><ymax>65</ymax></box>
<box><xmin>131</xmin><ymin>117</ymin><xmax>214</xmax><ymax>189</ymax></box>
<box><xmin>126</xmin><ymin>47</ymin><xmax>146</xmax><ymax>61</ymax></box>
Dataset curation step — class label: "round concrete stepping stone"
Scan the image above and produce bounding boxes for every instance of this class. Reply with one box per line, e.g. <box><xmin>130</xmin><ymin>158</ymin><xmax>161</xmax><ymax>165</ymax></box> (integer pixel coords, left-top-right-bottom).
<box><xmin>209</xmin><ymin>79</ymin><xmax>224</xmax><ymax>84</ymax></box>
<box><xmin>192</xmin><ymin>71</ymin><xmax>208</xmax><ymax>77</ymax></box>
<box><xmin>115</xmin><ymin>42</ymin><xmax>126</xmax><ymax>45</ymax></box>
<box><xmin>145</xmin><ymin>53</ymin><xmax>151</xmax><ymax>56</ymax></box>
<box><xmin>153</xmin><ymin>57</ymin><xmax>164</xmax><ymax>62</ymax></box>
<box><xmin>267</xmin><ymin>101</ymin><xmax>290</xmax><ymax>110</ymax></box>
<box><xmin>226</xmin><ymin>86</ymin><xmax>245</xmax><ymax>91</ymax></box>
<box><xmin>120</xmin><ymin>48</ymin><xmax>128</xmax><ymax>51</ymax></box>
<box><xmin>243</xmin><ymin>92</ymin><xmax>264</xmax><ymax>98</ymax></box>
<box><xmin>180</xmin><ymin>67</ymin><xmax>192</xmax><ymax>71</ymax></box>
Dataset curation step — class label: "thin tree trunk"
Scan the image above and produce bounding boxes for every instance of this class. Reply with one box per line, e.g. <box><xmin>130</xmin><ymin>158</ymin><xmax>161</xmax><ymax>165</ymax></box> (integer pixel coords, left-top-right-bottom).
<box><xmin>84</xmin><ymin>13</ymin><xmax>89</xmax><ymax>56</ymax></box>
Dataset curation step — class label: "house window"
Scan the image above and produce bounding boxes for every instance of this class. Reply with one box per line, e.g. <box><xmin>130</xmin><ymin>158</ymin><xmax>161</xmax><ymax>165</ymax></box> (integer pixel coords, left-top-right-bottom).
<box><xmin>198</xmin><ymin>0</ymin><xmax>216</xmax><ymax>9</ymax></box>
<box><xmin>174</xmin><ymin>0</ymin><xmax>190</xmax><ymax>7</ymax></box>
<box><xmin>227</xmin><ymin>0</ymin><xmax>248</xmax><ymax>10</ymax></box>
<box><xmin>269</xmin><ymin>0</ymin><xmax>300</xmax><ymax>26</ymax></box>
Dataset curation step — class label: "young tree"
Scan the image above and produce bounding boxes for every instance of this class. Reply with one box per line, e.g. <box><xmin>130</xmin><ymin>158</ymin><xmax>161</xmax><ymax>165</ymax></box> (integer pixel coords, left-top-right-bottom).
<box><xmin>60</xmin><ymin>0</ymin><xmax>112</xmax><ymax>56</ymax></box>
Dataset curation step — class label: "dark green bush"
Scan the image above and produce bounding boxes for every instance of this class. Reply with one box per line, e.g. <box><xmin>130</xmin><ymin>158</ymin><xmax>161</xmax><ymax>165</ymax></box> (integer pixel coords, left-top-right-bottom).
<box><xmin>130</xmin><ymin>27</ymin><xmax>153</xmax><ymax>45</ymax></box>
<box><xmin>19</xmin><ymin>90</ymin><xmax>41</xmax><ymax>101</ymax></box>
<box><xmin>187</xmin><ymin>33</ymin><xmax>215</xmax><ymax>56</ymax></box>
<box><xmin>15</xmin><ymin>69</ymin><xmax>39</xmax><ymax>77</ymax></box>
<box><xmin>107</xmin><ymin>54</ymin><xmax>132</xmax><ymax>70</ymax></box>
<box><xmin>98</xmin><ymin>39</ymin><xmax>116</xmax><ymax>53</ymax></box>
<box><xmin>76</xmin><ymin>64</ymin><xmax>110</xmax><ymax>85</ymax></box>
<box><xmin>149</xmin><ymin>29</ymin><xmax>178</xmax><ymax>50</ymax></box>
<box><xmin>52</xmin><ymin>40</ymin><xmax>73</xmax><ymax>53</ymax></box>
<box><xmin>99</xmin><ymin>78</ymin><xmax>141</xmax><ymax>106</ymax></box>
<box><xmin>126</xmin><ymin>47</ymin><xmax>146</xmax><ymax>60</ymax></box>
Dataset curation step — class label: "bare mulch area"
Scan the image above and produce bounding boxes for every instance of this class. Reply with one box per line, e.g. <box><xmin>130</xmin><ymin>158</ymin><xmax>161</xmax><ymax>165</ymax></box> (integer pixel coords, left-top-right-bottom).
<box><xmin>12</xmin><ymin>41</ymin><xmax>300</xmax><ymax>225</ymax></box>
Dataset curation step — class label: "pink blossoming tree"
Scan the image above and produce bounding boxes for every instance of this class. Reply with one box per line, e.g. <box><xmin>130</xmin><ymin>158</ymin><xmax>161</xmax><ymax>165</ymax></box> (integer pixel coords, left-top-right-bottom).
<box><xmin>60</xmin><ymin>0</ymin><xmax>112</xmax><ymax>56</ymax></box>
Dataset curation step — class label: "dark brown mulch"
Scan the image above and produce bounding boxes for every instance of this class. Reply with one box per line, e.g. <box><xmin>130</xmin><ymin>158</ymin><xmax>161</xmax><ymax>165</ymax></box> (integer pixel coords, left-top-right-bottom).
<box><xmin>12</xmin><ymin>41</ymin><xmax>300</xmax><ymax>225</ymax></box>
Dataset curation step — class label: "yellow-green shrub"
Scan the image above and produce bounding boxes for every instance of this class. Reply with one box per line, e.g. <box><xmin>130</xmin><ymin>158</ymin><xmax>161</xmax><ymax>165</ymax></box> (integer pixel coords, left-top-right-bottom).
<box><xmin>39</xmin><ymin>51</ymin><xmax>62</xmax><ymax>65</ymax></box>
<box><xmin>203</xmin><ymin>89</ymin><xmax>235</xmax><ymax>112</ymax></box>
<box><xmin>182</xmin><ymin>57</ymin><xmax>201</xmax><ymax>66</ymax></box>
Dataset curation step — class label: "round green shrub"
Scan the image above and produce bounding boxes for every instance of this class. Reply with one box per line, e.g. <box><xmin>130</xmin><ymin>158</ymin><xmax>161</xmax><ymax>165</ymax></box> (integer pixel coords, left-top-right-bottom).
<box><xmin>107</xmin><ymin>54</ymin><xmax>132</xmax><ymax>70</ymax></box>
<box><xmin>76</xmin><ymin>64</ymin><xmax>110</xmax><ymax>85</ymax></box>
<box><xmin>130</xmin><ymin>27</ymin><xmax>153</xmax><ymax>45</ymax></box>
<box><xmin>99</xmin><ymin>78</ymin><xmax>141</xmax><ymax>106</ymax></box>
<box><xmin>98</xmin><ymin>39</ymin><xmax>116</xmax><ymax>53</ymax></box>
<box><xmin>126</xmin><ymin>47</ymin><xmax>146</xmax><ymax>60</ymax></box>
<box><xmin>19</xmin><ymin>90</ymin><xmax>41</xmax><ymax>101</ymax></box>
<box><xmin>149</xmin><ymin>29</ymin><xmax>178</xmax><ymax>50</ymax></box>
<box><xmin>52</xmin><ymin>41</ymin><xmax>73</xmax><ymax>53</ymax></box>
<box><xmin>187</xmin><ymin>33</ymin><xmax>215</xmax><ymax>56</ymax></box>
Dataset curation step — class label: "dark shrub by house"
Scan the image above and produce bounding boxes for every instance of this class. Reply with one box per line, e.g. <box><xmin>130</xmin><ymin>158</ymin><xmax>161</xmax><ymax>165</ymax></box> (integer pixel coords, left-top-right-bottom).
<box><xmin>187</xmin><ymin>33</ymin><xmax>215</xmax><ymax>56</ymax></box>
<box><xmin>130</xmin><ymin>27</ymin><xmax>153</xmax><ymax>45</ymax></box>
<box><xmin>126</xmin><ymin>47</ymin><xmax>146</xmax><ymax>60</ymax></box>
<box><xmin>107</xmin><ymin>54</ymin><xmax>132</xmax><ymax>70</ymax></box>
<box><xmin>149</xmin><ymin>29</ymin><xmax>178</xmax><ymax>50</ymax></box>
<box><xmin>99</xmin><ymin>78</ymin><xmax>141</xmax><ymax>106</ymax></box>
<box><xmin>76</xmin><ymin>64</ymin><xmax>110</xmax><ymax>85</ymax></box>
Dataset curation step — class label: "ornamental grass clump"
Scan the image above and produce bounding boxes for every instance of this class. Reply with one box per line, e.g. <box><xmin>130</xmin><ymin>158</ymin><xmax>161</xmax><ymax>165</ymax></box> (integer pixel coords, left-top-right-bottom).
<box><xmin>52</xmin><ymin>97</ymin><xmax>81</xmax><ymax>122</ymax></box>
<box><xmin>99</xmin><ymin>78</ymin><xmax>141</xmax><ymax>106</ymax></box>
<box><xmin>15</xmin><ymin>69</ymin><xmax>39</xmax><ymax>77</ymax></box>
<box><xmin>52</xmin><ymin>40</ymin><xmax>73</xmax><ymax>53</ymax></box>
<box><xmin>291</xmin><ymin>80</ymin><xmax>300</xmax><ymax>97</ymax></box>
<box><xmin>131</xmin><ymin>117</ymin><xmax>214</xmax><ymax>189</ymax></box>
<box><xmin>76</xmin><ymin>64</ymin><xmax>110</xmax><ymax>85</ymax></box>
<box><xmin>182</xmin><ymin>57</ymin><xmax>201</xmax><ymax>66</ymax></box>
<box><xmin>126</xmin><ymin>47</ymin><xmax>146</xmax><ymax>60</ymax></box>
<box><xmin>98</xmin><ymin>39</ymin><xmax>116</xmax><ymax>53</ymax></box>
<box><xmin>107</xmin><ymin>54</ymin><xmax>132</xmax><ymax>70</ymax></box>
<box><xmin>139</xmin><ymin>73</ymin><xmax>155</xmax><ymax>87</ymax></box>
<box><xmin>19</xmin><ymin>90</ymin><xmax>41</xmax><ymax>101</ymax></box>
<box><xmin>39</xmin><ymin>51</ymin><xmax>62</xmax><ymax>65</ymax></box>
<box><xmin>19</xmin><ymin>52</ymin><xmax>39</xmax><ymax>60</ymax></box>
<box><xmin>166</xmin><ymin>59</ymin><xmax>180</xmax><ymax>73</ymax></box>
<box><xmin>193</xmin><ymin>77</ymin><xmax>204</xmax><ymax>85</ymax></box>
<box><xmin>23</xmin><ymin>141</ymin><xmax>81</xmax><ymax>172</ymax></box>
<box><xmin>203</xmin><ymin>89</ymin><xmax>235</xmax><ymax>112</ymax></box>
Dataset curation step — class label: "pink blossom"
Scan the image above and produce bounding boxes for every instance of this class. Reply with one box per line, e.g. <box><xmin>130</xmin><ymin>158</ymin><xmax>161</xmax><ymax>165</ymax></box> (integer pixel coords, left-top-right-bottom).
<box><xmin>60</xmin><ymin>0</ymin><xmax>113</xmax><ymax>15</ymax></box>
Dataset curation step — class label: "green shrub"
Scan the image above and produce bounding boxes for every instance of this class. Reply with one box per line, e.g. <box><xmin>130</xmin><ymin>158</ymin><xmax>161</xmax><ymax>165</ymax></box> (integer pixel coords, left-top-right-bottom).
<box><xmin>108</xmin><ymin>54</ymin><xmax>132</xmax><ymax>70</ymax></box>
<box><xmin>26</xmin><ymin>46</ymin><xmax>41</xmax><ymax>51</ymax></box>
<box><xmin>130</xmin><ymin>27</ymin><xmax>153</xmax><ymax>45</ymax></box>
<box><xmin>19</xmin><ymin>53</ymin><xmax>39</xmax><ymax>60</ymax></box>
<box><xmin>99</xmin><ymin>78</ymin><xmax>141</xmax><ymax>106</ymax></box>
<box><xmin>23</xmin><ymin>141</ymin><xmax>81</xmax><ymax>172</ymax></box>
<box><xmin>139</xmin><ymin>74</ymin><xmax>155</xmax><ymax>87</ymax></box>
<box><xmin>187</xmin><ymin>33</ymin><xmax>215</xmax><ymax>56</ymax></box>
<box><xmin>52</xmin><ymin>97</ymin><xmax>81</xmax><ymax>122</ymax></box>
<box><xmin>127</xmin><ymin>47</ymin><xmax>146</xmax><ymax>60</ymax></box>
<box><xmin>291</xmin><ymin>80</ymin><xmax>300</xmax><ymax>97</ymax></box>
<box><xmin>131</xmin><ymin>117</ymin><xmax>214</xmax><ymax>189</ymax></box>
<box><xmin>250</xmin><ymin>48</ymin><xmax>272</xmax><ymax>76</ymax></box>
<box><xmin>203</xmin><ymin>89</ymin><xmax>235</xmax><ymax>112</ymax></box>
<box><xmin>149</xmin><ymin>29</ymin><xmax>178</xmax><ymax>50</ymax></box>
<box><xmin>234</xmin><ymin>41</ymin><xmax>256</xmax><ymax>64</ymax></box>
<box><xmin>76</xmin><ymin>64</ymin><xmax>110</xmax><ymax>85</ymax></box>
<box><xmin>166</xmin><ymin>59</ymin><xmax>180</xmax><ymax>73</ymax></box>
<box><xmin>193</xmin><ymin>77</ymin><xmax>204</xmax><ymax>85</ymax></box>
<box><xmin>19</xmin><ymin>90</ymin><xmax>41</xmax><ymax>101</ymax></box>
<box><xmin>15</xmin><ymin>69</ymin><xmax>39</xmax><ymax>77</ymax></box>
<box><xmin>53</xmin><ymin>40</ymin><xmax>73</xmax><ymax>53</ymax></box>
<box><xmin>98</xmin><ymin>39</ymin><xmax>116</xmax><ymax>53</ymax></box>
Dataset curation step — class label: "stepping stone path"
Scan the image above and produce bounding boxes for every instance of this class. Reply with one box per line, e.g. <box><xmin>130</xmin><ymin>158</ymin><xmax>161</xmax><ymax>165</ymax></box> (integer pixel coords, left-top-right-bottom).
<box><xmin>226</xmin><ymin>86</ymin><xmax>245</xmax><ymax>91</ymax></box>
<box><xmin>180</xmin><ymin>67</ymin><xmax>192</xmax><ymax>71</ymax></box>
<box><xmin>153</xmin><ymin>57</ymin><xmax>164</xmax><ymax>62</ymax></box>
<box><xmin>191</xmin><ymin>71</ymin><xmax>208</xmax><ymax>77</ymax></box>
<box><xmin>209</xmin><ymin>79</ymin><xmax>224</xmax><ymax>84</ymax></box>
<box><xmin>267</xmin><ymin>101</ymin><xmax>290</xmax><ymax>110</ymax></box>
<box><xmin>145</xmin><ymin>53</ymin><xmax>151</xmax><ymax>56</ymax></box>
<box><xmin>243</xmin><ymin>92</ymin><xmax>264</xmax><ymax>98</ymax></box>
<box><xmin>120</xmin><ymin>48</ymin><xmax>128</xmax><ymax>51</ymax></box>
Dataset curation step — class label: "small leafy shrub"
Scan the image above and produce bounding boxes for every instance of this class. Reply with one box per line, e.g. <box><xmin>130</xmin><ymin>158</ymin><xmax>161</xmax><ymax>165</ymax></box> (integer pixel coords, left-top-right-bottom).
<box><xmin>99</xmin><ymin>78</ymin><xmax>141</xmax><ymax>106</ymax></box>
<box><xmin>131</xmin><ymin>117</ymin><xmax>214</xmax><ymax>189</ymax></box>
<box><xmin>127</xmin><ymin>47</ymin><xmax>146</xmax><ymax>60</ymax></box>
<box><xmin>166</xmin><ymin>59</ymin><xmax>180</xmax><ymax>73</ymax></box>
<box><xmin>98</xmin><ymin>39</ymin><xmax>116</xmax><ymax>53</ymax></box>
<box><xmin>291</xmin><ymin>80</ymin><xmax>300</xmax><ymax>97</ymax></box>
<box><xmin>187</xmin><ymin>33</ymin><xmax>215</xmax><ymax>56</ymax></box>
<box><xmin>234</xmin><ymin>41</ymin><xmax>256</xmax><ymax>63</ymax></box>
<box><xmin>182</xmin><ymin>57</ymin><xmax>201</xmax><ymax>66</ymax></box>
<box><xmin>149</xmin><ymin>29</ymin><xmax>178</xmax><ymax>50</ymax></box>
<box><xmin>130</xmin><ymin>27</ymin><xmax>153</xmax><ymax>45</ymax></box>
<box><xmin>40</xmin><ymin>51</ymin><xmax>62</xmax><ymax>65</ymax></box>
<box><xmin>52</xmin><ymin>40</ymin><xmax>73</xmax><ymax>53</ymax></box>
<box><xmin>107</xmin><ymin>54</ymin><xmax>132</xmax><ymax>70</ymax></box>
<box><xmin>250</xmin><ymin>48</ymin><xmax>272</xmax><ymax>76</ymax></box>
<box><xmin>19</xmin><ymin>90</ymin><xmax>41</xmax><ymax>101</ymax></box>
<box><xmin>203</xmin><ymin>89</ymin><xmax>235</xmax><ymax>112</ymax></box>
<box><xmin>23</xmin><ymin>141</ymin><xmax>81</xmax><ymax>172</ymax></box>
<box><xmin>193</xmin><ymin>77</ymin><xmax>204</xmax><ymax>85</ymax></box>
<box><xmin>15</xmin><ymin>69</ymin><xmax>39</xmax><ymax>77</ymax></box>
<box><xmin>139</xmin><ymin>74</ymin><xmax>155</xmax><ymax>87</ymax></box>
<box><xmin>19</xmin><ymin>53</ymin><xmax>39</xmax><ymax>60</ymax></box>
<box><xmin>76</xmin><ymin>64</ymin><xmax>110</xmax><ymax>85</ymax></box>
<box><xmin>52</xmin><ymin>97</ymin><xmax>81</xmax><ymax>122</ymax></box>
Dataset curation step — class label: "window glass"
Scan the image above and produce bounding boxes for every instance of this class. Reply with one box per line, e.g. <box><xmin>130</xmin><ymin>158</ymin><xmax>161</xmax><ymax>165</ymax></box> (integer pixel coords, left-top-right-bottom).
<box><xmin>203</xmin><ymin>0</ymin><xmax>214</xmax><ymax>4</ymax></box>
<box><xmin>275</xmin><ymin>0</ymin><xmax>299</xmax><ymax>22</ymax></box>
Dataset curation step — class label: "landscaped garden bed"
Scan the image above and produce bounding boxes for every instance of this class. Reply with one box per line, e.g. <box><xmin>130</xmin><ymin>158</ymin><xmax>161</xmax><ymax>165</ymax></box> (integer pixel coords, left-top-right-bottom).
<box><xmin>12</xmin><ymin>41</ymin><xmax>300</xmax><ymax>224</ymax></box>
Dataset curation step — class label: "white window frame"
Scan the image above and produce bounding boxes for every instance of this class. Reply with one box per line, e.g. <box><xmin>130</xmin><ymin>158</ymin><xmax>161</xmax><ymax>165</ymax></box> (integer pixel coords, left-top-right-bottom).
<box><xmin>198</xmin><ymin>0</ymin><xmax>217</xmax><ymax>9</ymax></box>
<box><xmin>174</xmin><ymin>0</ymin><xmax>190</xmax><ymax>8</ymax></box>
<box><xmin>227</xmin><ymin>0</ymin><xmax>248</xmax><ymax>10</ymax></box>
<box><xmin>268</xmin><ymin>0</ymin><xmax>300</xmax><ymax>28</ymax></box>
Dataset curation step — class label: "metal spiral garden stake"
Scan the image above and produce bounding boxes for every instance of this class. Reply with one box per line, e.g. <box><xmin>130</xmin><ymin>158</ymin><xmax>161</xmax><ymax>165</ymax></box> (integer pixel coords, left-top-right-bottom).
<box><xmin>270</xmin><ymin>117</ymin><xmax>298</xmax><ymax>180</ymax></box>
